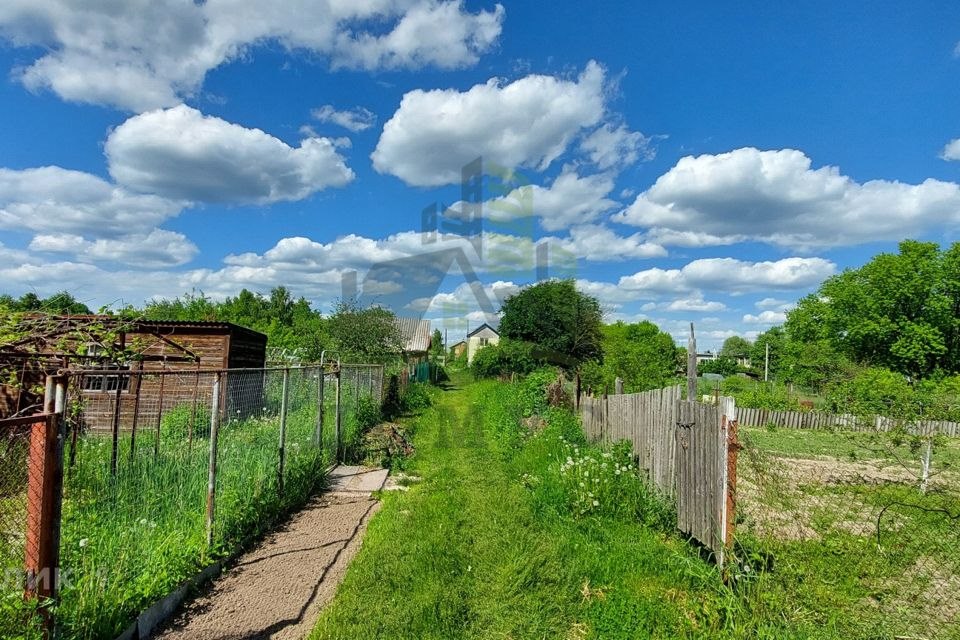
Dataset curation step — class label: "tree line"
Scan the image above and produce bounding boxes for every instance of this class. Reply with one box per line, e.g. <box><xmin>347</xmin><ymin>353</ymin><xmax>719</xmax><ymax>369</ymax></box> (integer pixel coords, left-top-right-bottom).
<box><xmin>0</xmin><ymin>288</ymin><xmax>403</xmax><ymax>364</ymax></box>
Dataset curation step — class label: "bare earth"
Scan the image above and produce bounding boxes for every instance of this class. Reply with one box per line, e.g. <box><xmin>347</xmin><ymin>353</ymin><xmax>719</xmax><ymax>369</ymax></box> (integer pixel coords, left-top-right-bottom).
<box><xmin>154</xmin><ymin>466</ymin><xmax>388</xmax><ymax>640</ymax></box>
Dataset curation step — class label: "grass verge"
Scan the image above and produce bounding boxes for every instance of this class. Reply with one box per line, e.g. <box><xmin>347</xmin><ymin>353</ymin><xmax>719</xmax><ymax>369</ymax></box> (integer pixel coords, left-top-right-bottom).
<box><xmin>310</xmin><ymin>372</ymin><xmax>876</xmax><ymax>639</ymax></box>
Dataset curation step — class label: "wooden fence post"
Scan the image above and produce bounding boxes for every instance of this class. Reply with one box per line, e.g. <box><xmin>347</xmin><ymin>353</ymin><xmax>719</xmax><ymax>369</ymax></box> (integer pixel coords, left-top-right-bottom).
<box><xmin>278</xmin><ymin>368</ymin><xmax>289</xmax><ymax>496</ymax></box>
<box><xmin>720</xmin><ymin>396</ymin><xmax>738</xmax><ymax>572</ymax></box>
<box><xmin>205</xmin><ymin>374</ymin><xmax>221</xmax><ymax>548</ymax></box>
<box><xmin>687</xmin><ymin>323</ymin><xmax>698</xmax><ymax>401</ymax></box>
<box><xmin>110</xmin><ymin>372</ymin><xmax>122</xmax><ymax>476</ymax></box>
<box><xmin>615</xmin><ymin>377</ymin><xmax>624</xmax><ymax>395</ymax></box>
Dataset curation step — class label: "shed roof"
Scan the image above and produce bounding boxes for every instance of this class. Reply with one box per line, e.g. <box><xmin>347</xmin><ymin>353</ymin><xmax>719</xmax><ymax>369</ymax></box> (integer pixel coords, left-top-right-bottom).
<box><xmin>394</xmin><ymin>317</ymin><xmax>432</xmax><ymax>353</ymax></box>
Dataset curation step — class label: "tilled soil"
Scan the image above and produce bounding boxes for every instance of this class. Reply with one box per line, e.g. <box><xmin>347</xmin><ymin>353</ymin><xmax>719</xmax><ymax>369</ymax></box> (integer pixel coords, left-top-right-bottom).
<box><xmin>154</xmin><ymin>467</ymin><xmax>387</xmax><ymax>640</ymax></box>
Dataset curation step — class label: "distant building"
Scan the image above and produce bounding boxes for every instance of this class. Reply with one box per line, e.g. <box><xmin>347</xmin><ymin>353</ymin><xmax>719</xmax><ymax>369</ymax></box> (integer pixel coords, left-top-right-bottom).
<box><xmin>466</xmin><ymin>323</ymin><xmax>500</xmax><ymax>363</ymax></box>
<box><xmin>450</xmin><ymin>340</ymin><xmax>467</xmax><ymax>359</ymax></box>
<box><xmin>695</xmin><ymin>351</ymin><xmax>718</xmax><ymax>365</ymax></box>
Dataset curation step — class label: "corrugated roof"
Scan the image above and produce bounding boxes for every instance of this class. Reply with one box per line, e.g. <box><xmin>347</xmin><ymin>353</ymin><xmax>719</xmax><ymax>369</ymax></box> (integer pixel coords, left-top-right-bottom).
<box><xmin>394</xmin><ymin>317</ymin><xmax>432</xmax><ymax>353</ymax></box>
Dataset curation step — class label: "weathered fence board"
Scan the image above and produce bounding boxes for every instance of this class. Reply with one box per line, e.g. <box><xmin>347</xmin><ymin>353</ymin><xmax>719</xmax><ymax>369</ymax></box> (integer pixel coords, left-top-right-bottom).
<box><xmin>580</xmin><ymin>386</ymin><xmax>681</xmax><ymax>497</ymax></box>
<box><xmin>579</xmin><ymin>386</ymin><xmax>735</xmax><ymax>563</ymax></box>
<box><xmin>736</xmin><ymin>407</ymin><xmax>960</xmax><ymax>436</ymax></box>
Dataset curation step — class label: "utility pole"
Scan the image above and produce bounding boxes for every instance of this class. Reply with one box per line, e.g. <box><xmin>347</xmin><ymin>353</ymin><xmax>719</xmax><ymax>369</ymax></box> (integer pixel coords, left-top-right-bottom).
<box><xmin>764</xmin><ymin>342</ymin><xmax>770</xmax><ymax>382</ymax></box>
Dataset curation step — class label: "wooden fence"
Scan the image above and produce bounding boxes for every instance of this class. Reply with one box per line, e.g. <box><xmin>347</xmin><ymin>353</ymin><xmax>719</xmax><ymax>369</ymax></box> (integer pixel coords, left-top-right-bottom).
<box><xmin>735</xmin><ymin>407</ymin><xmax>960</xmax><ymax>436</ymax></box>
<box><xmin>580</xmin><ymin>387</ymin><xmax>737</xmax><ymax>565</ymax></box>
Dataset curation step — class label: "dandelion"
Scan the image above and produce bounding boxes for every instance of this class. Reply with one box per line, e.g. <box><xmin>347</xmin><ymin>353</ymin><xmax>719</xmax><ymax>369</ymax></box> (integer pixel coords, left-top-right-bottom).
<box><xmin>592</xmin><ymin>500</ymin><xmax>599</xmax><ymax>507</ymax></box>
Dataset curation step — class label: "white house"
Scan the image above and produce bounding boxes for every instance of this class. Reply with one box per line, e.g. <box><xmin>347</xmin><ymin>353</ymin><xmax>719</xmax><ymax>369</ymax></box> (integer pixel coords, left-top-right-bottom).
<box><xmin>466</xmin><ymin>323</ymin><xmax>500</xmax><ymax>363</ymax></box>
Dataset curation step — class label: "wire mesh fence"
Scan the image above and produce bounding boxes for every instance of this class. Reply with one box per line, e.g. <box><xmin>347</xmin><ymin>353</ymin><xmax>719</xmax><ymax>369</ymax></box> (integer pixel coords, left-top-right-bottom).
<box><xmin>47</xmin><ymin>364</ymin><xmax>376</xmax><ymax>639</ymax></box>
<box><xmin>1</xmin><ymin>416</ymin><xmax>37</xmax><ymax>637</ymax></box>
<box><xmin>734</xmin><ymin>418</ymin><xmax>960</xmax><ymax>639</ymax></box>
<box><xmin>0</xmin><ymin>363</ymin><xmax>388</xmax><ymax>638</ymax></box>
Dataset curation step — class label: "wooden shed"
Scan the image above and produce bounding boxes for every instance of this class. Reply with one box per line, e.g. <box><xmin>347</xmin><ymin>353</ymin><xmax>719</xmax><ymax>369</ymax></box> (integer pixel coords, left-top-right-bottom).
<box><xmin>0</xmin><ymin>316</ymin><xmax>267</xmax><ymax>429</ymax></box>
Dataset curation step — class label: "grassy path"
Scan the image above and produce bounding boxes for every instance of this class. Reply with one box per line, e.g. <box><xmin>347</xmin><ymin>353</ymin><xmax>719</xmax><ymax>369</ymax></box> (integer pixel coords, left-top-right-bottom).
<box><xmin>311</xmin><ymin>381</ymin><xmax>847</xmax><ymax>640</ymax></box>
<box><xmin>310</xmin><ymin>376</ymin><xmax>836</xmax><ymax>640</ymax></box>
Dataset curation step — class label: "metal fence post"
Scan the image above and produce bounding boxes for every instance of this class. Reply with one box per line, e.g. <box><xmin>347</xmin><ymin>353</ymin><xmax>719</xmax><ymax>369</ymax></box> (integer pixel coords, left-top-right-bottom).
<box><xmin>314</xmin><ymin>370</ymin><xmax>325</xmax><ymax>448</ymax></box>
<box><xmin>334</xmin><ymin>368</ymin><xmax>342</xmax><ymax>464</ymax></box>
<box><xmin>205</xmin><ymin>374</ymin><xmax>221</xmax><ymax>548</ymax></box>
<box><xmin>278</xmin><ymin>368</ymin><xmax>289</xmax><ymax>496</ymax></box>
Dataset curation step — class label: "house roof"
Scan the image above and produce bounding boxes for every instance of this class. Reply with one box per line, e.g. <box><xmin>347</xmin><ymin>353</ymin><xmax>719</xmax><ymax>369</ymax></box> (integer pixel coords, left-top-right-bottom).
<box><xmin>466</xmin><ymin>323</ymin><xmax>499</xmax><ymax>338</ymax></box>
<box><xmin>394</xmin><ymin>317</ymin><xmax>432</xmax><ymax>353</ymax></box>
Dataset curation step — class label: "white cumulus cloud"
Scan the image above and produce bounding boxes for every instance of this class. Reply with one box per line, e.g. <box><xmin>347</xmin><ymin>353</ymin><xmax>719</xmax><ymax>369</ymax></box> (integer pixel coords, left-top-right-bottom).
<box><xmin>743</xmin><ymin>310</ymin><xmax>788</xmax><ymax>325</ymax></box>
<box><xmin>372</xmin><ymin>61</ymin><xmax>607</xmax><ymax>186</ymax></box>
<box><xmin>0</xmin><ymin>0</ymin><xmax>505</xmax><ymax>112</ymax></box>
<box><xmin>29</xmin><ymin>229</ymin><xmax>198</xmax><ymax>268</ymax></box>
<box><xmin>0</xmin><ymin>166</ymin><xmax>184</xmax><ymax>237</ymax></box>
<box><xmin>614</xmin><ymin>147</ymin><xmax>960</xmax><ymax>250</ymax></box>
<box><xmin>106</xmin><ymin>105</ymin><xmax>354</xmax><ymax>204</ymax></box>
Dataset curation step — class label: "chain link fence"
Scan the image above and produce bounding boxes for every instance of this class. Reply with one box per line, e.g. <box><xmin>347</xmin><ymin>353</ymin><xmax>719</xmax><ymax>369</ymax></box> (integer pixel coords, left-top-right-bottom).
<box><xmin>1</xmin><ymin>416</ymin><xmax>36</xmax><ymax>637</ymax></box>
<box><xmin>734</xmin><ymin>417</ymin><xmax>960</xmax><ymax>638</ymax></box>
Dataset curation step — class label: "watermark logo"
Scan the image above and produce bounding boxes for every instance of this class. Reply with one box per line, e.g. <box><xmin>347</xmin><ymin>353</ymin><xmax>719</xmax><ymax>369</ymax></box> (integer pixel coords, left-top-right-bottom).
<box><xmin>343</xmin><ymin>157</ymin><xmax>577</xmax><ymax>335</ymax></box>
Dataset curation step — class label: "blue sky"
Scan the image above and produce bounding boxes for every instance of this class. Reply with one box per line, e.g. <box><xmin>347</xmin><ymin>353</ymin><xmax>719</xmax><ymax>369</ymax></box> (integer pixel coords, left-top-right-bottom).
<box><xmin>1</xmin><ymin>1</ymin><xmax>960</xmax><ymax>347</ymax></box>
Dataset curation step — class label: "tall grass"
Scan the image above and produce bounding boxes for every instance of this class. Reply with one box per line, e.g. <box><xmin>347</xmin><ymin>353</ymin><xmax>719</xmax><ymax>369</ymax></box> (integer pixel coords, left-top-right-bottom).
<box><xmin>0</xmin><ymin>373</ymin><xmax>377</xmax><ymax>640</ymax></box>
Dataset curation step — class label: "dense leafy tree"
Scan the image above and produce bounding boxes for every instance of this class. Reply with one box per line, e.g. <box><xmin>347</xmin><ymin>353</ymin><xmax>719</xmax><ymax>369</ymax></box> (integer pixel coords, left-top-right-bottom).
<box><xmin>581</xmin><ymin>321</ymin><xmax>677</xmax><ymax>393</ymax></box>
<box><xmin>720</xmin><ymin>336</ymin><xmax>752</xmax><ymax>359</ymax></box>
<box><xmin>470</xmin><ymin>339</ymin><xmax>542</xmax><ymax>378</ymax></box>
<box><xmin>787</xmin><ymin>240</ymin><xmax>960</xmax><ymax>379</ymax></box>
<box><xmin>429</xmin><ymin>329</ymin><xmax>443</xmax><ymax>357</ymax></box>
<box><xmin>0</xmin><ymin>291</ymin><xmax>91</xmax><ymax>314</ymax></box>
<box><xmin>498</xmin><ymin>279</ymin><xmax>603</xmax><ymax>368</ymax></box>
<box><xmin>699</xmin><ymin>356</ymin><xmax>738</xmax><ymax>377</ymax></box>
<box><xmin>749</xmin><ymin>326</ymin><xmax>785</xmax><ymax>378</ymax></box>
<box><xmin>327</xmin><ymin>299</ymin><xmax>402</xmax><ymax>362</ymax></box>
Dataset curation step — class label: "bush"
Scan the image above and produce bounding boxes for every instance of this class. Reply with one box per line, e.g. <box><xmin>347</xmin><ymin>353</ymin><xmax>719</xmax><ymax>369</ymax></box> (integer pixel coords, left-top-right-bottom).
<box><xmin>402</xmin><ymin>383</ymin><xmax>432</xmax><ymax>413</ymax></box>
<box><xmin>356</xmin><ymin>394</ymin><xmax>382</xmax><ymax>430</ymax></box>
<box><xmin>159</xmin><ymin>403</ymin><xmax>210</xmax><ymax>441</ymax></box>
<box><xmin>471</xmin><ymin>339</ymin><xmax>544</xmax><ymax>378</ymax></box>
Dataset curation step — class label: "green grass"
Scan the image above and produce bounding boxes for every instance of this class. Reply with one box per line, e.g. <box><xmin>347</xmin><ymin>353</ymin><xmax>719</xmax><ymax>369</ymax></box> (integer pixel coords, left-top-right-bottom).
<box><xmin>311</xmin><ymin>373</ymin><xmax>891</xmax><ymax>639</ymax></box>
<box><xmin>736</xmin><ymin>425</ymin><xmax>960</xmax><ymax>639</ymax></box>
<box><xmin>742</xmin><ymin>424</ymin><xmax>960</xmax><ymax>471</ymax></box>
<box><xmin>3</xmin><ymin>374</ymin><xmax>377</xmax><ymax>640</ymax></box>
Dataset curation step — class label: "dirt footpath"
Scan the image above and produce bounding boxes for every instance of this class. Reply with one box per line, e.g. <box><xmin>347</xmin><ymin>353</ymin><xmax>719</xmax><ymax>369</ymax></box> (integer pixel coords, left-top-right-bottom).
<box><xmin>154</xmin><ymin>466</ymin><xmax>388</xmax><ymax>640</ymax></box>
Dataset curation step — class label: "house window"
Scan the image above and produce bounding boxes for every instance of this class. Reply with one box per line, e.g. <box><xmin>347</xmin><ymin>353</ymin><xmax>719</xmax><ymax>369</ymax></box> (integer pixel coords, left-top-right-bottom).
<box><xmin>81</xmin><ymin>365</ymin><xmax>131</xmax><ymax>393</ymax></box>
<box><xmin>478</xmin><ymin>338</ymin><xmax>489</xmax><ymax>346</ymax></box>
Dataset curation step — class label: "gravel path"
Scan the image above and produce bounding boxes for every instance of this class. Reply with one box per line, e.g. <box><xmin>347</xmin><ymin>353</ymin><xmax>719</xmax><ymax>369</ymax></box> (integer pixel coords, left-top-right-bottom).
<box><xmin>154</xmin><ymin>466</ymin><xmax>388</xmax><ymax>640</ymax></box>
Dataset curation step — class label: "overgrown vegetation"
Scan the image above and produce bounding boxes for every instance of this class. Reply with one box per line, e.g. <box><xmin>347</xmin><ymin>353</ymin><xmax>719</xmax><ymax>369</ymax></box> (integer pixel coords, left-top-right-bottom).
<box><xmin>315</xmin><ymin>371</ymin><xmax>919</xmax><ymax>639</ymax></box>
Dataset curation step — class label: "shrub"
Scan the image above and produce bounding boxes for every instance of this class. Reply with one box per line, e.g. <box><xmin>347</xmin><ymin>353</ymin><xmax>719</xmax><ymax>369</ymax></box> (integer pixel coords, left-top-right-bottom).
<box><xmin>356</xmin><ymin>394</ymin><xmax>382</xmax><ymax>430</ymax></box>
<box><xmin>471</xmin><ymin>339</ymin><xmax>543</xmax><ymax>378</ymax></box>
<box><xmin>402</xmin><ymin>383</ymin><xmax>432</xmax><ymax>412</ymax></box>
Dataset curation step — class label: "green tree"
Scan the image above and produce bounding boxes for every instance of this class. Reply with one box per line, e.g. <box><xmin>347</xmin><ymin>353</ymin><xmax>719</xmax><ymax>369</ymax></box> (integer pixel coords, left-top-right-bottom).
<box><xmin>720</xmin><ymin>336</ymin><xmax>752</xmax><ymax>359</ymax></box>
<box><xmin>429</xmin><ymin>329</ymin><xmax>443</xmax><ymax>357</ymax></box>
<box><xmin>581</xmin><ymin>321</ymin><xmax>677</xmax><ymax>393</ymax></box>
<box><xmin>498</xmin><ymin>279</ymin><xmax>603</xmax><ymax>368</ymax></box>
<box><xmin>749</xmin><ymin>326</ymin><xmax>785</xmax><ymax>378</ymax></box>
<box><xmin>699</xmin><ymin>356</ymin><xmax>738</xmax><ymax>377</ymax></box>
<box><xmin>327</xmin><ymin>299</ymin><xmax>402</xmax><ymax>362</ymax></box>
<box><xmin>787</xmin><ymin>240</ymin><xmax>960</xmax><ymax>379</ymax></box>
